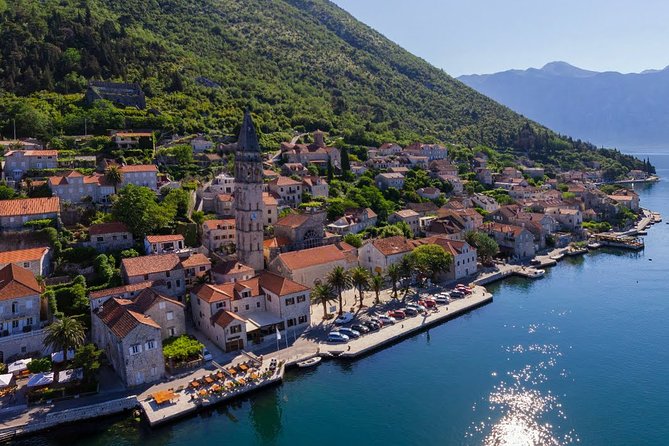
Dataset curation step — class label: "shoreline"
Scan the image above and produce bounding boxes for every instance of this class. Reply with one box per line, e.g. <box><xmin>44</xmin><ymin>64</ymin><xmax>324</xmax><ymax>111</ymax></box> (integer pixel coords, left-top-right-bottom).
<box><xmin>0</xmin><ymin>207</ymin><xmax>661</xmax><ymax>441</ymax></box>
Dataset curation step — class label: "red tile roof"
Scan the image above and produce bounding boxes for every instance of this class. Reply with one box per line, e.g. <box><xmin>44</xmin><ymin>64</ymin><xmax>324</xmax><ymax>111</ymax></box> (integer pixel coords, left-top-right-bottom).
<box><xmin>95</xmin><ymin>298</ymin><xmax>161</xmax><ymax>338</ymax></box>
<box><xmin>119</xmin><ymin>164</ymin><xmax>158</xmax><ymax>173</ymax></box>
<box><xmin>277</xmin><ymin>244</ymin><xmax>347</xmax><ymax>271</ymax></box>
<box><xmin>89</xmin><ymin>222</ymin><xmax>130</xmax><ymax>236</ymax></box>
<box><xmin>212</xmin><ymin>310</ymin><xmax>246</xmax><ymax>328</ymax></box>
<box><xmin>121</xmin><ymin>253</ymin><xmax>182</xmax><ymax>277</ymax></box>
<box><xmin>0</xmin><ymin>247</ymin><xmax>49</xmax><ymax>264</ymax></box>
<box><xmin>270</xmin><ymin>176</ymin><xmax>301</xmax><ymax>187</ymax></box>
<box><xmin>202</xmin><ymin>219</ymin><xmax>236</xmax><ymax>231</ymax></box>
<box><xmin>370</xmin><ymin>236</ymin><xmax>414</xmax><ymax>256</ymax></box>
<box><xmin>259</xmin><ymin>271</ymin><xmax>309</xmax><ymax>296</ymax></box>
<box><xmin>275</xmin><ymin>213</ymin><xmax>311</xmax><ymax>229</ymax></box>
<box><xmin>89</xmin><ymin>281</ymin><xmax>156</xmax><ymax>300</ymax></box>
<box><xmin>5</xmin><ymin>150</ymin><xmax>58</xmax><ymax>157</ymax></box>
<box><xmin>145</xmin><ymin>234</ymin><xmax>184</xmax><ymax>243</ymax></box>
<box><xmin>0</xmin><ymin>264</ymin><xmax>42</xmax><ymax>300</ymax></box>
<box><xmin>114</xmin><ymin>132</ymin><xmax>153</xmax><ymax>137</ymax></box>
<box><xmin>0</xmin><ymin>197</ymin><xmax>60</xmax><ymax>217</ymax></box>
<box><xmin>180</xmin><ymin>253</ymin><xmax>211</xmax><ymax>268</ymax></box>
<box><xmin>216</xmin><ymin>194</ymin><xmax>234</xmax><ymax>202</ymax></box>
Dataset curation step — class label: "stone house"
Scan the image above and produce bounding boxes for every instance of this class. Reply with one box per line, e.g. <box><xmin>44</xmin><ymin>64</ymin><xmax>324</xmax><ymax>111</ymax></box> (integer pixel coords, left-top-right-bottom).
<box><xmin>119</xmin><ymin>165</ymin><xmax>159</xmax><ymax>191</ymax></box>
<box><xmin>215</xmin><ymin>194</ymin><xmax>235</xmax><ymax>217</ymax></box>
<box><xmin>202</xmin><ymin>219</ymin><xmax>236</xmax><ymax>253</ymax></box>
<box><xmin>0</xmin><ymin>197</ymin><xmax>60</xmax><ymax>230</ymax></box>
<box><xmin>269</xmin><ymin>243</ymin><xmax>357</xmax><ymax>288</ymax></box>
<box><xmin>190</xmin><ymin>272</ymin><xmax>310</xmax><ymax>353</ymax></box>
<box><xmin>358</xmin><ymin>236</ymin><xmax>414</xmax><ymax>274</ymax></box>
<box><xmin>415</xmin><ymin>236</ymin><xmax>478</xmax><ymax>281</ymax></box>
<box><xmin>417</xmin><ymin>187</ymin><xmax>441</xmax><ymax>200</ymax></box>
<box><xmin>607</xmin><ymin>191</ymin><xmax>640</xmax><ymax>212</ymax></box>
<box><xmin>375</xmin><ymin>172</ymin><xmax>405</xmax><ymax>190</ymax></box>
<box><xmin>0</xmin><ymin>264</ymin><xmax>49</xmax><ymax>363</ymax></box>
<box><xmin>144</xmin><ymin>234</ymin><xmax>186</xmax><ymax>255</ymax></box>
<box><xmin>472</xmin><ymin>194</ymin><xmax>500</xmax><ymax>212</ymax></box>
<box><xmin>121</xmin><ymin>253</ymin><xmax>186</xmax><ymax>300</ymax></box>
<box><xmin>326</xmin><ymin>208</ymin><xmax>377</xmax><ymax>235</ymax></box>
<box><xmin>546</xmin><ymin>208</ymin><xmax>583</xmax><ymax>231</ymax></box>
<box><xmin>49</xmin><ymin>171</ymin><xmax>115</xmax><ymax>204</ymax></box>
<box><xmin>268</xmin><ymin>176</ymin><xmax>303</xmax><ymax>207</ymax></box>
<box><xmin>89</xmin><ymin>281</ymin><xmax>157</xmax><ymax>312</ymax></box>
<box><xmin>3</xmin><ymin>150</ymin><xmax>58</xmax><ymax>181</ymax></box>
<box><xmin>482</xmin><ymin>222</ymin><xmax>536</xmax><ymax>259</ymax></box>
<box><xmin>190</xmin><ymin>136</ymin><xmax>214</xmax><ymax>153</ymax></box>
<box><xmin>181</xmin><ymin>253</ymin><xmax>212</xmax><ymax>288</ymax></box>
<box><xmin>273</xmin><ymin>212</ymin><xmax>327</xmax><ymax>251</ymax></box>
<box><xmin>0</xmin><ymin>247</ymin><xmax>51</xmax><ymax>277</ymax></box>
<box><xmin>388</xmin><ymin>209</ymin><xmax>421</xmax><ymax>236</ymax></box>
<box><xmin>301</xmin><ymin>176</ymin><xmax>329</xmax><ymax>199</ymax></box>
<box><xmin>91</xmin><ymin>298</ymin><xmax>165</xmax><ymax>387</ymax></box>
<box><xmin>87</xmin><ymin>222</ymin><xmax>134</xmax><ymax>252</ymax></box>
<box><xmin>110</xmin><ymin>131</ymin><xmax>154</xmax><ymax>151</ymax></box>
<box><xmin>281</xmin><ymin>163</ymin><xmax>309</xmax><ymax>178</ymax></box>
<box><xmin>262</xmin><ymin>193</ymin><xmax>278</xmax><ymax>226</ymax></box>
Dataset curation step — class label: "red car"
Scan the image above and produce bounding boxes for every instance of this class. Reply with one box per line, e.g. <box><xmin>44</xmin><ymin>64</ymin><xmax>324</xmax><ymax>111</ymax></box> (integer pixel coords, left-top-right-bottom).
<box><xmin>418</xmin><ymin>299</ymin><xmax>436</xmax><ymax>308</ymax></box>
<box><xmin>388</xmin><ymin>310</ymin><xmax>406</xmax><ymax>319</ymax></box>
<box><xmin>456</xmin><ymin>286</ymin><xmax>473</xmax><ymax>295</ymax></box>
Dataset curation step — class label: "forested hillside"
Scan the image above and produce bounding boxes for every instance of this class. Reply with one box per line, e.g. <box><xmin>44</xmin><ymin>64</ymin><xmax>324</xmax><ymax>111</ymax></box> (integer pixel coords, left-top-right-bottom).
<box><xmin>0</xmin><ymin>0</ymin><xmax>647</xmax><ymax>172</ymax></box>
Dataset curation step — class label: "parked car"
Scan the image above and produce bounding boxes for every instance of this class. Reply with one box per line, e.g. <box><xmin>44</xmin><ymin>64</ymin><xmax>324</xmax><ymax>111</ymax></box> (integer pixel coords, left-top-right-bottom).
<box><xmin>351</xmin><ymin>324</ymin><xmax>370</xmax><ymax>334</ymax></box>
<box><xmin>337</xmin><ymin>327</ymin><xmax>361</xmax><ymax>339</ymax></box>
<box><xmin>335</xmin><ymin>312</ymin><xmax>354</xmax><ymax>325</ymax></box>
<box><xmin>369</xmin><ymin>317</ymin><xmax>384</xmax><ymax>328</ymax></box>
<box><xmin>363</xmin><ymin>321</ymin><xmax>381</xmax><ymax>331</ymax></box>
<box><xmin>327</xmin><ymin>332</ymin><xmax>350</xmax><ymax>343</ymax></box>
<box><xmin>435</xmin><ymin>296</ymin><xmax>449</xmax><ymax>304</ymax></box>
<box><xmin>419</xmin><ymin>299</ymin><xmax>436</xmax><ymax>309</ymax></box>
<box><xmin>402</xmin><ymin>307</ymin><xmax>419</xmax><ymax>316</ymax></box>
<box><xmin>388</xmin><ymin>310</ymin><xmax>406</xmax><ymax>319</ymax></box>
<box><xmin>450</xmin><ymin>290</ymin><xmax>465</xmax><ymax>298</ymax></box>
<box><xmin>407</xmin><ymin>303</ymin><xmax>426</xmax><ymax>312</ymax></box>
<box><xmin>202</xmin><ymin>348</ymin><xmax>213</xmax><ymax>362</ymax></box>
<box><xmin>377</xmin><ymin>315</ymin><xmax>396</xmax><ymax>325</ymax></box>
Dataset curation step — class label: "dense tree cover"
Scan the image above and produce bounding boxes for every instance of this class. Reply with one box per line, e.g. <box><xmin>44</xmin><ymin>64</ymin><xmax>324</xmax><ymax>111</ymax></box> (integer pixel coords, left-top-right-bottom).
<box><xmin>406</xmin><ymin>244</ymin><xmax>452</xmax><ymax>282</ymax></box>
<box><xmin>112</xmin><ymin>184</ymin><xmax>176</xmax><ymax>237</ymax></box>
<box><xmin>0</xmin><ymin>0</ymin><xmax>649</xmax><ymax>174</ymax></box>
<box><xmin>163</xmin><ymin>335</ymin><xmax>204</xmax><ymax>363</ymax></box>
<box><xmin>465</xmin><ymin>231</ymin><xmax>500</xmax><ymax>263</ymax></box>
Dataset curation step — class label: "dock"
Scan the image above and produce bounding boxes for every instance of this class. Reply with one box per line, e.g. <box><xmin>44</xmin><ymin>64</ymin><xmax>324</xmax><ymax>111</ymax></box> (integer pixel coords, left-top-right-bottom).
<box><xmin>320</xmin><ymin>287</ymin><xmax>493</xmax><ymax>358</ymax></box>
<box><xmin>140</xmin><ymin>362</ymin><xmax>285</xmax><ymax>427</ymax></box>
<box><xmin>594</xmin><ymin>234</ymin><xmax>644</xmax><ymax>250</ymax></box>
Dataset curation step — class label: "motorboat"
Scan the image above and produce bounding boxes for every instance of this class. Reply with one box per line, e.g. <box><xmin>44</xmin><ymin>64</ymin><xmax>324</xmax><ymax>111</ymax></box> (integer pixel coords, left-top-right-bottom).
<box><xmin>297</xmin><ymin>357</ymin><xmax>322</xmax><ymax>368</ymax></box>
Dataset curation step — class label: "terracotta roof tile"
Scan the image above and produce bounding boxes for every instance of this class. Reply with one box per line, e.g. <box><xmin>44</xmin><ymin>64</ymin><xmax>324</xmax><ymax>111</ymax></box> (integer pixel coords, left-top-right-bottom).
<box><xmin>121</xmin><ymin>253</ymin><xmax>182</xmax><ymax>277</ymax></box>
<box><xmin>95</xmin><ymin>298</ymin><xmax>161</xmax><ymax>338</ymax></box>
<box><xmin>89</xmin><ymin>281</ymin><xmax>156</xmax><ymax>300</ymax></box>
<box><xmin>370</xmin><ymin>236</ymin><xmax>414</xmax><ymax>256</ymax></box>
<box><xmin>212</xmin><ymin>310</ymin><xmax>246</xmax><ymax>328</ymax></box>
<box><xmin>259</xmin><ymin>271</ymin><xmax>309</xmax><ymax>296</ymax></box>
<box><xmin>119</xmin><ymin>164</ymin><xmax>158</xmax><ymax>173</ymax></box>
<box><xmin>0</xmin><ymin>197</ymin><xmax>60</xmax><ymax>217</ymax></box>
<box><xmin>275</xmin><ymin>213</ymin><xmax>310</xmax><ymax>229</ymax></box>
<box><xmin>180</xmin><ymin>253</ymin><xmax>211</xmax><ymax>268</ymax></box>
<box><xmin>277</xmin><ymin>244</ymin><xmax>347</xmax><ymax>271</ymax></box>
<box><xmin>145</xmin><ymin>234</ymin><xmax>184</xmax><ymax>243</ymax></box>
<box><xmin>202</xmin><ymin>219</ymin><xmax>235</xmax><ymax>231</ymax></box>
<box><xmin>89</xmin><ymin>222</ymin><xmax>130</xmax><ymax>236</ymax></box>
<box><xmin>0</xmin><ymin>264</ymin><xmax>42</xmax><ymax>300</ymax></box>
<box><xmin>0</xmin><ymin>247</ymin><xmax>48</xmax><ymax>264</ymax></box>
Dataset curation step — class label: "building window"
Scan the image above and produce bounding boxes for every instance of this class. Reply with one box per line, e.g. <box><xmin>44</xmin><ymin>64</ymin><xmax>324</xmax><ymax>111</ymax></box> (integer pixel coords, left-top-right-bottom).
<box><xmin>234</xmin><ymin>306</ymin><xmax>238</xmax><ymax>313</ymax></box>
<box><xmin>146</xmin><ymin>339</ymin><xmax>156</xmax><ymax>350</ymax></box>
<box><xmin>159</xmin><ymin>301</ymin><xmax>166</xmax><ymax>309</ymax></box>
<box><xmin>96</xmin><ymin>237</ymin><xmax>104</xmax><ymax>243</ymax></box>
<box><xmin>12</xmin><ymin>320</ymin><xmax>19</xmax><ymax>329</ymax></box>
<box><xmin>256</xmin><ymin>302</ymin><xmax>261</xmax><ymax>308</ymax></box>
<box><xmin>168</xmin><ymin>327</ymin><xmax>176</xmax><ymax>337</ymax></box>
<box><xmin>267</xmin><ymin>295</ymin><xmax>272</xmax><ymax>302</ymax></box>
<box><xmin>285</xmin><ymin>297</ymin><xmax>295</xmax><ymax>306</ymax></box>
<box><xmin>216</xmin><ymin>302</ymin><xmax>224</xmax><ymax>309</ymax></box>
<box><xmin>230</xmin><ymin>325</ymin><xmax>242</xmax><ymax>334</ymax></box>
<box><xmin>26</xmin><ymin>317</ymin><xmax>33</xmax><ymax>326</ymax></box>
<box><xmin>166</xmin><ymin>271</ymin><xmax>171</xmax><ymax>278</ymax></box>
<box><xmin>199</xmin><ymin>266</ymin><xmax>206</xmax><ymax>272</ymax></box>
<box><xmin>297</xmin><ymin>295</ymin><xmax>306</xmax><ymax>303</ymax></box>
<box><xmin>144</xmin><ymin>274</ymin><xmax>149</xmax><ymax>281</ymax></box>
<box><xmin>11</xmin><ymin>302</ymin><xmax>18</xmax><ymax>314</ymax></box>
<box><xmin>129</xmin><ymin>344</ymin><xmax>141</xmax><ymax>355</ymax></box>
<box><xmin>166</xmin><ymin>311</ymin><xmax>174</xmax><ymax>321</ymax></box>
<box><xmin>287</xmin><ymin>318</ymin><xmax>296</xmax><ymax>327</ymax></box>
<box><xmin>23</xmin><ymin>262</ymin><xmax>30</xmax><ymax>268</ymax></box>
<box><xmin>245</xmin><ymin>304</ymin><xmax>249</xmax><ymax>310</ymax></box>
<box><xmin>298</xmin><ymin>315</ymin><xmax>308</xmax><ymax>324</ymax></box>
<box><xmin>176</xmin><ymin>280</ymin><xmax>181</xmax><ymax>288</ymax></box>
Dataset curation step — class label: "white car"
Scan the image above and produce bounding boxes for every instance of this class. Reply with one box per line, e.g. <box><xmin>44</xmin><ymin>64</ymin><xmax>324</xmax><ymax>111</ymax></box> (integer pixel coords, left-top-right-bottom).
<box><xmin>377</xmin><ymin>315</ymin><xmax>396</xmax><ymax>325</ymax></box>
<box><xmin>335</xmin><ymin>312</ymin><xmax>354</xmax><ymax>325</ymax></box>
<box><xmin>202</xmin><ymin>348</ymin><xmax>213</xmax><ymax>362</ymax></box>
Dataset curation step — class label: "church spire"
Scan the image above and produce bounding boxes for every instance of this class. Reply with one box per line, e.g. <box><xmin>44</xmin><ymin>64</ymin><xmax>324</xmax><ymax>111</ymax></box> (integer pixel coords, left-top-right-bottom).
<box><xmin>237</xmin><ymin>110</ymin><xmax>260</xmax><ymax>152</ymax></box>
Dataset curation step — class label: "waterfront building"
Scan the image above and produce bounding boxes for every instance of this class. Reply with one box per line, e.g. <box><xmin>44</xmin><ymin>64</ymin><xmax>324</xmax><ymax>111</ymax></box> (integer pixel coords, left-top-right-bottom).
<box><xmin>482</xmin><ymin>222</ymin><xmax>536</xmax><ymax>259</ymax></box>
<box><xmin>358</xmin><ymin>236</ymin><xmax>414</xmax><ymax>274</ymax></box>
<box><xmin>269</xmin><ymin>243</ymin><xmax>357</xmax><ymax>288</ymax></box>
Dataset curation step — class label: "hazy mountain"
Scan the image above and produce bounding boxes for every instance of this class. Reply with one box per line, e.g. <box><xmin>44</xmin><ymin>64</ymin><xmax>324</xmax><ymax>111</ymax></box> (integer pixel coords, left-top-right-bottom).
<box><xmin>459</xmin><ymin>61</ymin><xmax>669</xmax><ymax>149</ymax></box>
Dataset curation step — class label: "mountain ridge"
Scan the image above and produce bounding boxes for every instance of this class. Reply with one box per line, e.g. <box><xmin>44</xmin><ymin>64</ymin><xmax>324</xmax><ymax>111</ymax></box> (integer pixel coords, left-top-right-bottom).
<box><xmin>459</xmin><ymin>61</ymin><xmax>669</xmax><ymax>149</ymax></box>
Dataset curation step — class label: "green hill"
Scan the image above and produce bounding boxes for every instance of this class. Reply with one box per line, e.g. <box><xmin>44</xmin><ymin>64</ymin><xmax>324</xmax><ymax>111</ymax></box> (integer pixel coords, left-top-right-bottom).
<box><xmin>0</xmin><ymin>0</ymin><xmax>647</xmax><ymax>173</ymax></box>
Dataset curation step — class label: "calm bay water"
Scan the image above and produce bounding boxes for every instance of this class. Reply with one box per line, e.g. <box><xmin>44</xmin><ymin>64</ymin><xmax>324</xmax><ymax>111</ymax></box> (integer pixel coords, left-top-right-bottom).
<box><xmin>14</xmin><ymin>155</ymin><xmax>669</xmax><ymax>446</ymax></box>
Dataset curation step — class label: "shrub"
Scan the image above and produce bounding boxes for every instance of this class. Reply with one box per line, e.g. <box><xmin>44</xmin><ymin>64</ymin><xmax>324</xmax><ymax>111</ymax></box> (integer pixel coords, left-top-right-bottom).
<box><xmin>27</xmin><ymin>358</ymin><xmax>52</xmax><ymax>373</ymax></box>
<box><xmin>162</xmin><ymin>335</ymin><xmax>204</xmax><ymax>363</ymax></box>
<box><xmin>24</xmin><ymin>218</ymin><xmax>55</xmax><ymax>229</ymax></box>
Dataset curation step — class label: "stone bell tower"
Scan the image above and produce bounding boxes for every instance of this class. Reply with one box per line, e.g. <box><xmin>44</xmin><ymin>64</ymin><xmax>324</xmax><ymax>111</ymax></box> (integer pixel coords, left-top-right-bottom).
<box><xmin>234</xmin><ymin>111</ymin><xmax>264</xmax><ymax>271</ymax></box>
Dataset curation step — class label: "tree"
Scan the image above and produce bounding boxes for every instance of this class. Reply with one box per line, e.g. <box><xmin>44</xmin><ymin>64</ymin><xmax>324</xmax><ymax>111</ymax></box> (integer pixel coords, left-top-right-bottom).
<box><xmin>27</xmin><ymin>358</ymin><xmax>52</xmax><ymax>373</ymax></box>
<box><xmin>112</xmin><ymin>184</ymin><xmax>176</xmax><ymax>237</ymax></box>
<box><xmin>466</xmin><ymin>231</ymin><xmax>499</xmax><ymax>263</ymax></box>
<box><xmin>327</xmin><ymin>266</ymin><xmax>352</xmax><ymax>315</ymax></box>
<box><xmin>340</xmin><ymin>146</ymin><xmax>351</xmax><ymax>173</ymax></box>
<box><xmin>311</xmin><ymin>283</ymin><xmax>337</xmax><ymax>319</ymax></box>
<box><xmin>105</xmin><ymin>165</ymin><xmax>123</xmax><ymax>194</ymax></box>
<box><xmin>407</xmin><ymin>244</ymin><xmax>452</xmax><ymax>283</ymax></box>
<box><xmin>44</xmin><ymin>317</ymin><xmax>86</xmax><ymax>367</ymax></box>
<box><xmin>0</xmin><ymin>184</ymin><xmax>17</xmax><ymax>200</ymax></box>
<box><xmin>343</xmin><ymin>233</ymin><xmax>363</xmax><ymax>248</ymax></box>
<box><xmin>386</xmin><ymin>263</ymin><xmax>401</xmax><ymax>299</ymax></box>
<box><xmin>73</xmin><ymin>343</ymin><xmax>103</xmax><ymax>384</ymax></box>
<box><xmin>371</xmin><ymin>273</ymin><xmax>383</xmax><ymax>305</ymax></box>
<box><xmin>350</xmin><ymin>266</ymin><xmax>371</xmax><ymax>307</ymax></box>
<box><xmin>399</xmin><ymin>256</ymin><xmax>414</xmax><ymax>299</ymax></box>
<box><xmin>163</xmin><ymin>188</ymin><xmax>192</xmax><ymax>220</ymax></box>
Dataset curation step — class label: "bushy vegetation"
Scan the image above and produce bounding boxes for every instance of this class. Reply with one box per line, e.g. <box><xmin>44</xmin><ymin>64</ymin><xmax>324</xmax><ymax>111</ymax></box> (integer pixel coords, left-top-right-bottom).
<box><xmin>162</xmin><ymin>335</ymin><xmax>204</xmax><ymax>363</ymax></box>
<box><xmin>0</xmin><ymin>0</ymin><xmax>650</xmax><ymax>174</ymax></box>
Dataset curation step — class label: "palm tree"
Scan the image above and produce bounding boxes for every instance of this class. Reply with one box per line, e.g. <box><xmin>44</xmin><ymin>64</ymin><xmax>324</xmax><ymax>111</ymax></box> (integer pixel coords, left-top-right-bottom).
<box><xmin>371</xmin><ymin>273</ymin><xmax>383</xmax><ymax>305</ymax></box>
<box><xmin>44</xmin><ymin>317</ymin><xmax>86</xmax><ymax>366</ymax></box>
<box><xmin>399</xmin><ymin>256</ymin><xmax>414</xmax><ymax>301</ymax></box>
<box><xmin>311</xmin><ymin>283</ymin><xmax>337</xmax><ymax>319</ymax></box>
<box><xmin>327</xmin><ymin>266</ymin><xmax>351</xmax><ymax>315</ymax></box>
<box><xmin>386</xmin><ymin>263</ymin><xmax>401</xmax><ymax>299</ymax></box>
<box><xmin>105</xmin><ymin>165</ymin><xmax>123</xmax><ymax>194</ymax></box>
<box><xmin>350</xmin><ymin>266</ymin><xmax>371</xmax><ymax>307</ymax></box>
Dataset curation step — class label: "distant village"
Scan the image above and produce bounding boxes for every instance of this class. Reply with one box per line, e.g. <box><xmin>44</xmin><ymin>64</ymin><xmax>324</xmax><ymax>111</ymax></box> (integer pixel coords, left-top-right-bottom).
<box><xmin>0</xmin><ymin>83</ymin><xmax>657</xmax><ymax>410</ymax></box>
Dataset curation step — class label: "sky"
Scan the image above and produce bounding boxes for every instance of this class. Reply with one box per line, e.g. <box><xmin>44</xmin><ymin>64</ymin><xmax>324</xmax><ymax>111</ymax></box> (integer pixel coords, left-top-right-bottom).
<box><xmin>331</xmin><ymin>0</ymin><xmax>669</xmax><ymax>76</ymax></box>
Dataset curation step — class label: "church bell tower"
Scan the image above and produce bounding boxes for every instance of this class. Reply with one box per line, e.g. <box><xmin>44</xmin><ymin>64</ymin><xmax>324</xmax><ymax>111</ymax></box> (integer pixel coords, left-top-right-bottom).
<box><xmin>234</xmin><ymin>111</ymin><xmax>264</xmax><ymax>272</ymax></box>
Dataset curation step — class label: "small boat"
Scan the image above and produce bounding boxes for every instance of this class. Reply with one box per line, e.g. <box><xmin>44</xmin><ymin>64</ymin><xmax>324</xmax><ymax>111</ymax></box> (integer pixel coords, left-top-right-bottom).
<box><xmin>297</xmin><ymin>357</ymin><xmax>322</xmax><ymax>368</ymax></box>
<box><xmin>587</xmin><ymin>242</ymin><xmax>602</xmax><ymax>250</ymax></box>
